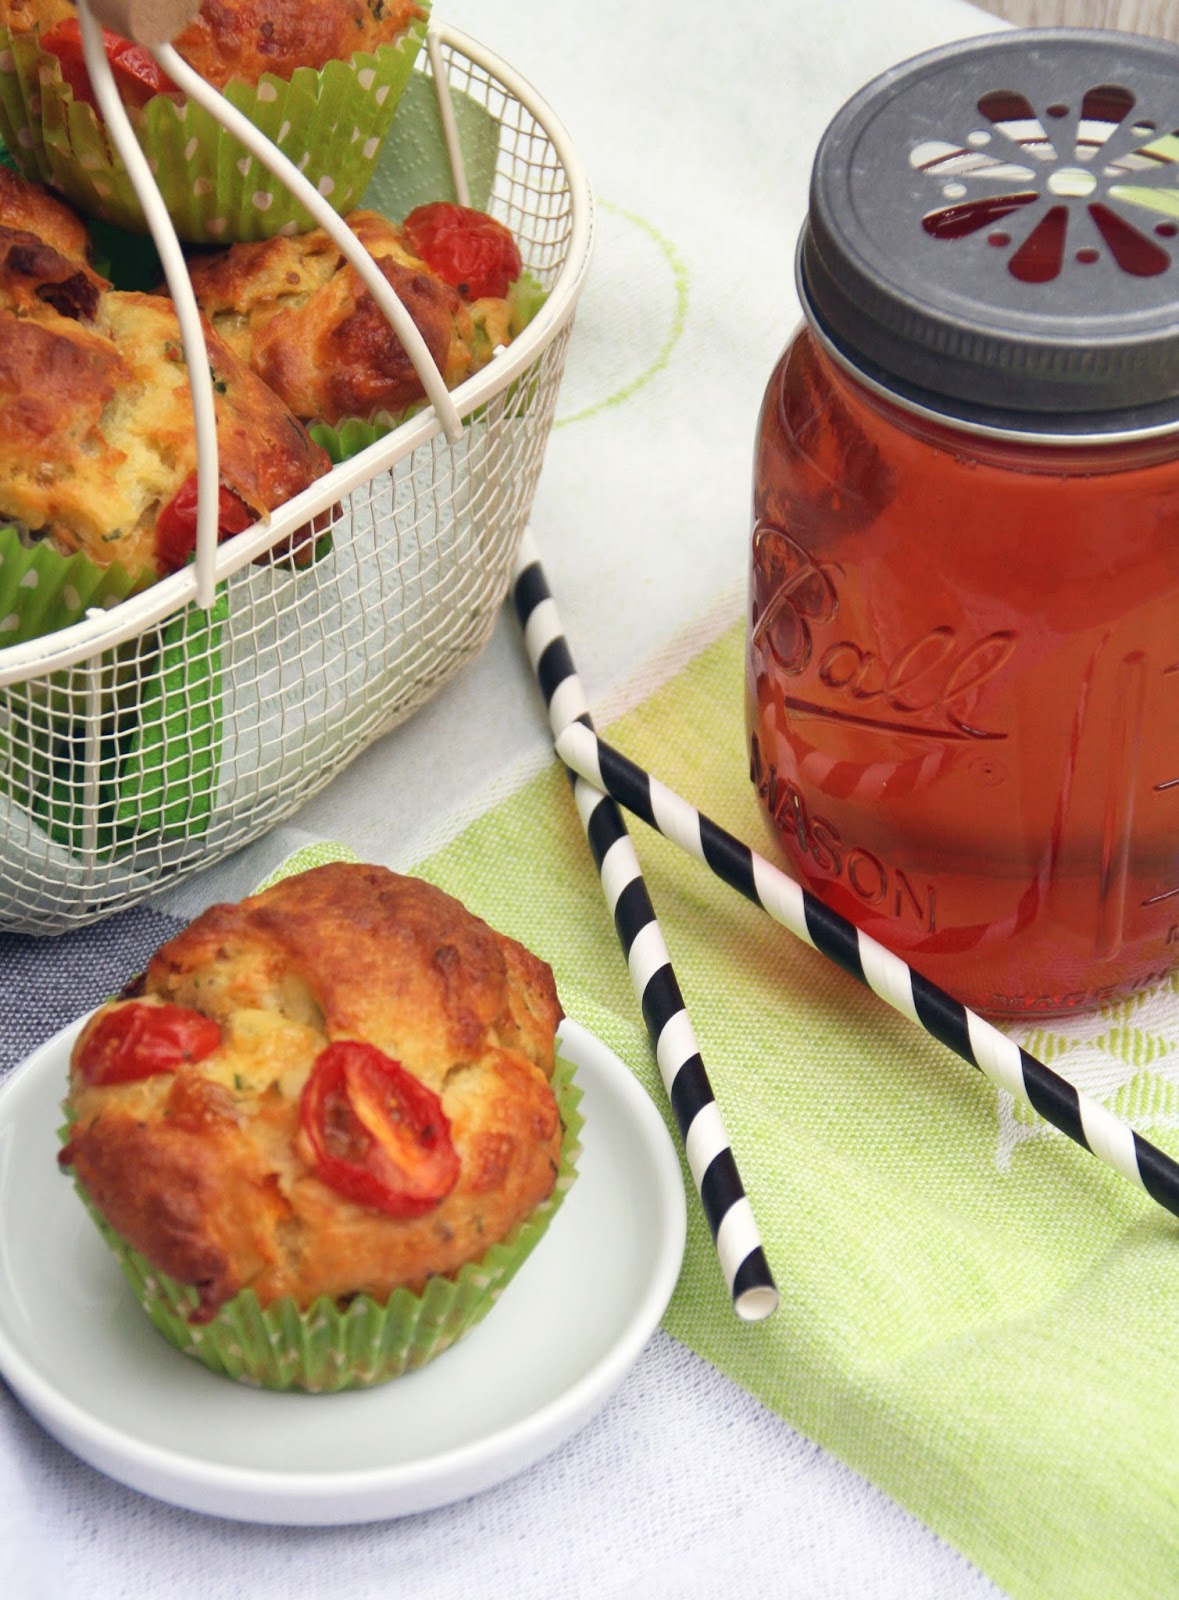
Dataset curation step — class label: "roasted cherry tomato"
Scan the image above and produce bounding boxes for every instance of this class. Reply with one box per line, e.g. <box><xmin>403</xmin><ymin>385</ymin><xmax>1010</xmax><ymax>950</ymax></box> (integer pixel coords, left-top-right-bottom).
<box><xmin>155</xmin><ymin>474</ymin><xmax>256</xmax><ymax>573</ymax></box>
<box><xmin>77</xmin><ymin>1002</ymin><xmax>222</xmax><ymax>1087</ymax></box>
<box><xmin>402</xmin><ymin>202</ymin><xmax>523</xmax><ymax>300</ymax></box>
<box><xmin>39</xmin><ymin>19</ymin><xmax>176</xmax><ymax>113</ymax></box>
<box><xmin>299</xmin><ymin>1041</ymin><xmax>460</xmax><ymax>1218</ymax></box>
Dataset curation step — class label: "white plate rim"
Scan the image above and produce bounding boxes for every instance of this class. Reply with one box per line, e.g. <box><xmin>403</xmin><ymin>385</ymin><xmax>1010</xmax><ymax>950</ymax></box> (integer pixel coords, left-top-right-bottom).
<box><xmin>0</xmin><ymin>1013</ymin><xmax>686</xmax><ymax>1523</ymax></box>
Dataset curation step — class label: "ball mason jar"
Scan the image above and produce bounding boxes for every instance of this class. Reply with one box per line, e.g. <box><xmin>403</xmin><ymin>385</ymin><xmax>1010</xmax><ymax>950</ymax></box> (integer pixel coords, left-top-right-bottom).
<box><xmin>747</xmin><ymin>29</ymin><xmax>1179</xmax><ymax>1019</ymax></box>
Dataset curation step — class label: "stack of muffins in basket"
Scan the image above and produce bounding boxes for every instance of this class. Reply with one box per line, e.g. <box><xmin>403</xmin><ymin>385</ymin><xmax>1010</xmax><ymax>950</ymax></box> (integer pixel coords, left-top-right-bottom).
<box><xmin>0</xmin><ymin>0</ymin><xmax>544</xmax><ymax>643</ymax></box>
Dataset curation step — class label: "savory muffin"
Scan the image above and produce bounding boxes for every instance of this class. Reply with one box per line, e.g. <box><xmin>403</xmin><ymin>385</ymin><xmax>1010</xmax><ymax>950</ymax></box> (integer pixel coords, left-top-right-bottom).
<box><xmin>0</xmin><ymin>0</ymin><xmax>427</xmax><ymax>88</ymax></box>
<box><xmin>0</xmin><ymin>162</ymin><xmax>94</xmax><ymax>267</ymax></box>
<box><xmin>0</xmin><ymin>163</ymin><xmax>105</xmax><ymax>318</ymax></box>
<box><xmin>0</xmin><ymin>1</ymin><xmax>430</xmax><ymax>242</ymax></box>
<box><xmin>0</xmin><ymin>170</ymin><xmax>331</xmax><ymax>580</ymax></box>
<box><xmin>186</xmin><ymin>206</ymin><xmax>529</xmax><ymax>427</ymax></box>
<box><xmin>170</xmin><ymin>0</ymin><xmax>427</xmax><ymax>89</ymax></box>
<box><xmin>0</xmin><ymin>1</ymin><xmax>63</xmax><ymax>33</ymax></box>
<box><xmin>58</xmin><ymin>863</ymin><xmax>577</xmax><ymax>1389</ymax></box>
<box><xmin>0</xmin><ymin>284</ymin><xmax>332</xmax><ymax>576</ymax></box>
<box><xmin>0</xmin><ymin>221</ymin><xmax>102</xmax><ymax>324</ymax></box>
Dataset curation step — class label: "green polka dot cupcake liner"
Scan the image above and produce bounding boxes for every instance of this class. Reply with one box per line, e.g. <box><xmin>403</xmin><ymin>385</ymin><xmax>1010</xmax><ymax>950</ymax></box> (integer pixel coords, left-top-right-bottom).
<box><xmin>0</xmin><ymin>526</ymin><xmax>225</xmax><ymax>859</ymax></box>
<box><xmin>65</xmin><ymin>1050</ymin><xmax>583</xmax><ymax>1392</ymax></box>
<box><xmin>0</xmin><ymin>11</ymin><xmax>428</xmax><ymax>243</ymax></box>
<box><xmin>0</xmin><ymin>523</ymin><xmax>144</xmax><ymax>648</ymax></box>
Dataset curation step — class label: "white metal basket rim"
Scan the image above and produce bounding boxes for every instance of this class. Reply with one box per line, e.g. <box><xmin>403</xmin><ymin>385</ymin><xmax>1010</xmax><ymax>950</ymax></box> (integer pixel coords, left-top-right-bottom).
<box><xmin>0</xmin><ymin>20</ymin><xmax>594</xmax><ymax>687</ymax></box>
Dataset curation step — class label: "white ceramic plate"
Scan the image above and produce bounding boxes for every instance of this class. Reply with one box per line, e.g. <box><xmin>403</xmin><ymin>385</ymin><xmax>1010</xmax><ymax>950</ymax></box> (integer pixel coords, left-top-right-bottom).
<box><xmin>0</xmin><ymin>1015</ymin><xmax>686</xmax><ymax>1525</ymax></box>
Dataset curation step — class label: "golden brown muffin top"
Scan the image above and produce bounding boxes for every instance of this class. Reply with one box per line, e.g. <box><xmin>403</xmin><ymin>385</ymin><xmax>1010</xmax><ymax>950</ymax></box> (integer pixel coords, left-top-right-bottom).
<box><xmin>61</xmin><ymin>864</ymin><xmax>566</xmax><ymax>1320</ymax></box>
<box><xmin>0</xmin><ymin>1</ymin><xmax>73</xmax><ymax>33</ymax></box>
<box><xmin>0</xmin><ymin>170</ymin><xmax>106</xmax><ymax>326</ymax></box>
<box><xmin>0</xmin><ymin>284</ymin><xmax>330</xmax><ymax>574</ymax></box>
<box><xmin>0</xmin><ymin>165</ymin><xmax>95</xmax><ymax>267</ymax></box>
<box><xmin>143</xmin><ymin>863</ymin><xmax>563</xmax><ymax>1078</ymax></box>
<box><xmin>0</xmin><ymin>223</ymin><xmax>105</xmax><ymax>321</ymax></box>
<box><xmin>187</xmin><ymin>209</ymin><xmax>477</xmax><ymax>425</ymax></box>
<box><xmin>0</xmin><ymin>1</ymin><xmax>426</xmax><ymax>88</ymax></box>
<box><xmin>174</xmin><ymin>0</ymin><xmax>426</xmax><ymax>87</ymax></box>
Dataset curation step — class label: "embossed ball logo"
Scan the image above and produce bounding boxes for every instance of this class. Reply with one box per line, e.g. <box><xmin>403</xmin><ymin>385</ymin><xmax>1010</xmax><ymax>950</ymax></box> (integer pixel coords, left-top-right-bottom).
<box><xmin>749</xmin><ymin>523</ymin><xmax>839</xmax><ymax>674</ymax></box>
<box><xmin>913</xmin><ymin>81</ymin><xmax>1179</xmax><ymax>281</ymax></box>
<box><xmin>750</xmin><ymin>519</ymin><xmax>1016</xmax><ymax>740</ymax></box>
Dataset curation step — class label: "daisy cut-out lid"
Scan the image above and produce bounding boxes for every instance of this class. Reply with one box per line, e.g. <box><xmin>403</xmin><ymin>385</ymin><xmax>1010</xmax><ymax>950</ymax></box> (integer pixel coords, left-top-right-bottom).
<box><xmin>800</xmin><ymin>28</ymin><xmax>1179</xmax><ymax>433</ymax></box>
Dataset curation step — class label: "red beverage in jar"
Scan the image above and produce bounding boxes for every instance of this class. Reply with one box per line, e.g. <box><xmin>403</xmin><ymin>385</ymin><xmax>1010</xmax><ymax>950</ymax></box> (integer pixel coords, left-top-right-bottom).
<box><xmin>747</xmin><ymin>29</ymin><xmax>1179</xmax><ymax>1018</ymax></box>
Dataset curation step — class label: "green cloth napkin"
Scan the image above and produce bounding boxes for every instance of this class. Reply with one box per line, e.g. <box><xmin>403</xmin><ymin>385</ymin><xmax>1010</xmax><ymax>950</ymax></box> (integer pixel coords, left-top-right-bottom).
<box><xmin>276</xmin><ymin>619</ymin><xmax>1179</xmax><ymax>1600</ymax></box>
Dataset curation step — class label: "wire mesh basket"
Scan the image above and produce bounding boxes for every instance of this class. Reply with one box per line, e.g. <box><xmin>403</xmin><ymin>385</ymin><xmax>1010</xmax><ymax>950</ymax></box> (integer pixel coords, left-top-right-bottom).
<box><xmin>0</xmin><ymin>19</ymin><xmax>593</xmax><ymax>935</ymax></box>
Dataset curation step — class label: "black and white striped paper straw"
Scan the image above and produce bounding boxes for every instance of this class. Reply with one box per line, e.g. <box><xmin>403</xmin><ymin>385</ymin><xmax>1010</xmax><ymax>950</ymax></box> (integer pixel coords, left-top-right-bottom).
<box><xmin>556</xmin><ymin>719</ymin><xmax>1179</xmax><ymax>1224</ymax></box>
<box><xmin>512</xmin><ymin>533</ymin><xmax>778</xmax><ymax>1321</ymax></box>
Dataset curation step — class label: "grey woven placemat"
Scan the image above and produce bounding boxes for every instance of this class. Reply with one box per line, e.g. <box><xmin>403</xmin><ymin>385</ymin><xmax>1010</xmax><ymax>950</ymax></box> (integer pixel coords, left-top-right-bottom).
<box><xmin>0</xmin><ymin>906</ymin><xmax>183</xmax><ymax>1074</ymax></box>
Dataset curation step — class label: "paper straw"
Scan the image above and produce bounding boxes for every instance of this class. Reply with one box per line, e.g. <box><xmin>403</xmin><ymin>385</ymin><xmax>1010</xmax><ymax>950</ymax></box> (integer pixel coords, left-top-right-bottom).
<box><xmin>512</xmin><ymin>534</ymin><xmax>778</xmax><ymax>1322</ymax></box>
<box><xmin>555</xmin><ymin>720</ymin><xmax>1179</xmax><ymax>1224</ymax></box>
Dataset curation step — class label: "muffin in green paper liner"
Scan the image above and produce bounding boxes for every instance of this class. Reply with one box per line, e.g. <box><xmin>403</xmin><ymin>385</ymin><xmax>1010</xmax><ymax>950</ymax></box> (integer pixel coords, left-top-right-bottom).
<box><xmin>56</xmin><ymin>861</ymin><xmax>582</xmax><ymax>1392</ymax></box>
<box><xmin>66</xmin><ymin>1052</ymin><xmax>582</xmax><ymax>1392</ymax></box>
<box><xmin>0</xmin><ymin>4</ymin><xmax>430</xmax><ymax>242</ymax></box>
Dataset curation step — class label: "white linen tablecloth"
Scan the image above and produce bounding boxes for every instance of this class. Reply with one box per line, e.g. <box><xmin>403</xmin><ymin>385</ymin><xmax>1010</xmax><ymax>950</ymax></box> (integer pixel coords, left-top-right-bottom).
<box><xmin>1</xmin><ymin>1</ymin><xmax>1018</xmax><ymax>1594</ymax></box>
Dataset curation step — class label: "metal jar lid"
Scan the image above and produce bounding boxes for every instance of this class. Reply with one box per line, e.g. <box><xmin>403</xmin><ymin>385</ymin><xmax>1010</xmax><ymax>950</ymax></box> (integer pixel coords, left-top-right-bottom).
<box><xmin>799</xmin><ymin>27</ymin><xmax>1179</xmax><ymax>437</ymax></box>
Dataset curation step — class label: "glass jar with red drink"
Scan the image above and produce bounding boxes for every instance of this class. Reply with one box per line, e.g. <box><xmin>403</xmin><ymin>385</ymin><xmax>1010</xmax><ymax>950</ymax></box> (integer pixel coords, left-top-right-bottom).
<box><xmin>747</xmin><ymin>29</ymin><xmax>1179</xmax><ymax>1019</ymax></box>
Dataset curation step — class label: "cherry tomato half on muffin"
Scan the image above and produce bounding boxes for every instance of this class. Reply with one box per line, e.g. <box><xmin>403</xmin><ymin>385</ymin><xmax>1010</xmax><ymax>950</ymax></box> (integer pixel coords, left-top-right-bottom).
<box><xmin>39</xmin><ymin>20</ymin><xmax>177</xmax><ymax>113</ymax></box>
<box><xmin>300</xmin><ymin>1041</ymin><xmax>460</xmax><ymax>1218</ymax></box>
<box><xmin>76</xmin><ymin>1002</ymin><xmax>222</xmax><ymax>1087</ymax></box>
<box><xmin>155</xmin><ymin>475</ymin><xmax>257</xmax><ymax>574</ymax></box>
<box><xmin>402</xmin><ymin>203</ymin><xmax>524</xmax><ymax>301</ymax></box>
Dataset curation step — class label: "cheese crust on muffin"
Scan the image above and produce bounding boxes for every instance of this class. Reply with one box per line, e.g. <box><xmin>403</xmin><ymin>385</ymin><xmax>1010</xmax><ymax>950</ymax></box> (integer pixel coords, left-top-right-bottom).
<box><xmin>185</xmin><ymin>208</ymin><xmax>491</xmax><ymax>427</ymax></box>
<box><xmin>0</xmin><ymin>170</ymin><xmax>331</xmax><ymax>577</ymax></box>
<box><xmin>0</xmin><ymin>1</ymin><xmax>70</xmax><ymax>34</ymax></box>
<box><xmin>59</xmin><ymin>864</ymin><xmax>565</xmax><ymax>1323</ymax></box>
<box><xmin>0</xmin><ymin>1</ymin><xmax>427</xmax><ymax>88</ymax></box>
<box><xmin>0</xmin><ymin>284</ymin><xmax>331</xmax><ymax>575</ymax></box>
<box><xmin>172</xmin><ymin>0</ymin><xmax>427</xmax><ymax>88</ymax></box>
<box><xmin>0</xmin><ymin>163</ymin><xmax>94</xmax><ymax>269</ymax></box>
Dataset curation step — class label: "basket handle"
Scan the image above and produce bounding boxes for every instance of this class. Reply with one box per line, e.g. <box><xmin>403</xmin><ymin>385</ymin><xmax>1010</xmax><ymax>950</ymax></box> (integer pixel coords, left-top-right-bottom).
<box><xmin>425</xmin><ymin>28</ymin><xmax>471</xmax><ymax>208</ymax></box>
<box><xmin>76</xmin><ymin>0</ymin><xmax>466</xmax><ymax>610</ymax></box>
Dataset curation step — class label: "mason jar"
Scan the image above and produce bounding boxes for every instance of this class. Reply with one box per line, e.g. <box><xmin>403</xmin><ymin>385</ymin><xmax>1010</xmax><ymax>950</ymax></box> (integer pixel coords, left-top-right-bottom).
<box><xmin>747</xmin><ymin>29</ymin><xmax>1179</xmax><ymax>1018</ymax></box>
